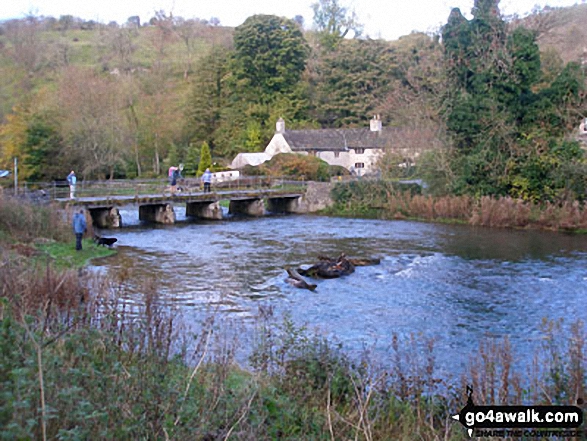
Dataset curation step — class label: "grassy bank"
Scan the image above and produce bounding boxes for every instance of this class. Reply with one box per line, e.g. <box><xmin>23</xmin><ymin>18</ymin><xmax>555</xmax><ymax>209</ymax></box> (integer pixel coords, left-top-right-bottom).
<box><xmin>328</xmin><ymin>181</ymin><xmax>587</xmax><ymax>232</ymax></box>
<box><xmin>0</xmin><ymin>195</ymin><xmax>116</xmax><ymax>267</ymax></box>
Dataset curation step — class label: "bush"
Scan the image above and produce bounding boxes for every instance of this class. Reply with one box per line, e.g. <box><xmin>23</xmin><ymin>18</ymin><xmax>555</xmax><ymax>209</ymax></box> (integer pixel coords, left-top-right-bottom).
<box><xmin>242</xmin><ymin>153</ymin><xmax>332</xmax><ymax>181</ymax></box>
<box><xmin>0</xmin><ymin>194</ymin><xmax>70</xmax><ymax>243</ymax></box>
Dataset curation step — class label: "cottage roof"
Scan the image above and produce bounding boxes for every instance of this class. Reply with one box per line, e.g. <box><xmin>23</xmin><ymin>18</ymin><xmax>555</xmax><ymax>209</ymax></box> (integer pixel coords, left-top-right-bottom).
<box><xmin>282</xmin><ymin>127</ymin><xmax>399</xmax><ymax>152</ymax></box>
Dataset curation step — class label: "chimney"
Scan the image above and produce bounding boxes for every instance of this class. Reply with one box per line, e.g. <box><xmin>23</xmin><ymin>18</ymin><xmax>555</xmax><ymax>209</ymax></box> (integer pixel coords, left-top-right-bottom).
<box><xmin>276</xmin><ymin>118</ymin><xmax>285</xmax><ymax>134</ymax></box>
<box><xmin>370</xmin><ymin>114</ymin><xmax>382</xmax><ymax>132</ymax></box>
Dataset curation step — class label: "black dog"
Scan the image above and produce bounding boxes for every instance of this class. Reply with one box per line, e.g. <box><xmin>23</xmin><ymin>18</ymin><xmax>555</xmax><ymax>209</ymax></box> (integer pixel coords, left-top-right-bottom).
<box><xmin>93</xmin><ymin>234</ymin><xmax>118</xmax><ymax>247</ymax></box>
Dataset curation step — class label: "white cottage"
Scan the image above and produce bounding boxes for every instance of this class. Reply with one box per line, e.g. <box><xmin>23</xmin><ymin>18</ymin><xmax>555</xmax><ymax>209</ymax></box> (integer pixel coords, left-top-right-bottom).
<box><xmin>232</xmin><ymin>116</ymin><xmax>410</xmax><ymax>176</ymax></box>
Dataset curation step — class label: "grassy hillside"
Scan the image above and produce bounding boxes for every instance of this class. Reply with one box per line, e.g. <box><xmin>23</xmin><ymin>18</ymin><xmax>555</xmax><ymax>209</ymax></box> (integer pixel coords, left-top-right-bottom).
<box><xmin>532</xmin><ymin>3</ymin><xmax>587</xmax><ymax>64</ymax></box>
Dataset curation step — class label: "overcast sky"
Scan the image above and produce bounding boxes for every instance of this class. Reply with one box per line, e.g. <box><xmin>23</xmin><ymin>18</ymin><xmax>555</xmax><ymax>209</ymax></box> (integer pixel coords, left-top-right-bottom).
<box><xmin>1</xmin><ymin>0</ymin><xmax>582</xmax><ymax>41</ymax></box>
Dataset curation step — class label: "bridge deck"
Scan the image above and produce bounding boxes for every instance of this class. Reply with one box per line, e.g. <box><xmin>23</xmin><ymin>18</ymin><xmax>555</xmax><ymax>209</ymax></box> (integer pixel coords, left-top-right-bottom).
<box><xmin>55</xmin><ymin>189</ymin><xmax>304</xmax><ymax>208</ymax></box>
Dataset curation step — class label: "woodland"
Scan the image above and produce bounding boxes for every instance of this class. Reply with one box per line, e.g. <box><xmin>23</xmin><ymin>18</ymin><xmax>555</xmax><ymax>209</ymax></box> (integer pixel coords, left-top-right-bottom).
<box><xmin>0</xmin><ymin>0</ymin><xmax>586</xmax><ymax>202</ymax></box>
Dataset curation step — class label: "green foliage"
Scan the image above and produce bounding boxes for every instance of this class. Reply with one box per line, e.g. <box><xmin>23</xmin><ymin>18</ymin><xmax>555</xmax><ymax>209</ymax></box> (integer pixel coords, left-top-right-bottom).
<box><xmin>163</xmin><ymin>142</ymin><xmax>179</xmax><ymax>171</ymax></box>
<box><xmin>24</xmin><ymin>114</ymin><xmax>65</xmax><ymax>181</ymax></box>
<box><xmin>184</xmin><ymin>142</ymin><xmax>200</xmax><ymax>177</ymax></box>
<box><xmin>232</xmin><ymin>15</ymin><xmax>309</xmax><ymax>97</ymax></box>
<box><xmin>244</xmin><ymin>120</ymin><xmax>263</xmax><ymax>152</ymax></box>
<box><xmin>441</xmin><ymin>2</ymin><xmax>586</xmax><ymax>201</ymax></box>
<box><xmin>197</xmin><ymin>141</ymin><xmax>212</xmax><ymax>176</ymax></box>
<box><xmin>250</xmin><ymin>153</ymin><xmax>332</xmax><ymax>181</ymax></box>
<box><xmin>182</xmin><ymin>49</ymin><xmax>229</xmax><ymax>151</ymax></box>
<box><xmin>311</xmin><ymin>39</ymin><xmax>396</xmax><ymax>127</ymax></box>
<box><xmin>311</xmin><ymin>0</ymin><xmax>363</xmax><ymax>49</ymax></box>
<box><xmin>331</xmin><ymin>180</ymin><xmax>421</xmax><ymax>210</ymax></box>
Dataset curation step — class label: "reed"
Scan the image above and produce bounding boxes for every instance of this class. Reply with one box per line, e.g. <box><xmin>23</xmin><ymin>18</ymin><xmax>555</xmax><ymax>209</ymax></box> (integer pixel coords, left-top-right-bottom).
<box><xmin>331</xmin><ymin>182</ymin><xmax>587</xmax><ymax>231</ymax></box>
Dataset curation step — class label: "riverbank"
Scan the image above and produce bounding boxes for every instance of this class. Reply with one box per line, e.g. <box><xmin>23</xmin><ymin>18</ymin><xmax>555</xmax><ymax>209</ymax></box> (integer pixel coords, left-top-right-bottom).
<box><xmin>0</xmin><ymin>195</ymin><xmax>116</xmax><ymax>267</ymax></box>
<box><xmin>1</xmin><ymin>254</ymin><xmax>585</xmax><ymax>439</ymax></box>
<box><xmin>327</xmin><ymin>181</ymin><xmax>587</xmax><ymax>232</ymax></box>
<box><xmin>1</xmin><ymin>195</ymin><xmax>586</xmax><ymax>439</ymax></box>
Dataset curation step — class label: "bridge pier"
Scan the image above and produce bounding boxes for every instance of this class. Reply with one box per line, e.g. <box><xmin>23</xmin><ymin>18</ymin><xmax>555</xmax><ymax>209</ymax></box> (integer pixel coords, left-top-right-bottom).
<box><xmin>139</xmin><ymin>203</ymin><xmax>176</xmax><ymax>224</ymax></box>
<box><xmin>186</xmin><ymin>201</ymin><xmax>223</xmax><ymax>220</ymax></box>
<box><xmin>266</xmin><ymin>196</ymin><xmax>301</xmax><ymax>214</ymax></box>
<box><xmin>89</xmin><ymin>207</ymin><xmax>122</xmax><ymax>228</ymax></box>
<box><xmin>229</xmin><ymin>199</ymin><xmax>265</xmax><ymax>217</ymax></box>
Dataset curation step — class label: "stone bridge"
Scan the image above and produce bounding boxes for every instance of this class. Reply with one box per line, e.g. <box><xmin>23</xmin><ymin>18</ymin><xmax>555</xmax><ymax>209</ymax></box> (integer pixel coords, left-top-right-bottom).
<box><xmin>57</xmin><ymin>189</ymin><xmax>310</xmax><ymax>228</ymax></box>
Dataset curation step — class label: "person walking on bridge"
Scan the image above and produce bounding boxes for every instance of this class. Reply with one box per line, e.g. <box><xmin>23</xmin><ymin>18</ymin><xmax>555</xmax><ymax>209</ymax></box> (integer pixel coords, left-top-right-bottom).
<box><xmin>201</xmin><ymin>168</ymin><xmax>212</xmax><ymax>193</ymax></box>
<box><xmin>72</xmin><ymin>209</ymin><xmax>87</xmax><ymax>251</ymax></box>
<box><xmin>168</xmin><ymin>166</ymin><xmax>179</xmax><ymax>194</ymax></box>
<box><xmin>67</xmin><ymin>170</ymin><xmax>77</xmax><ymax>199</ymax></box>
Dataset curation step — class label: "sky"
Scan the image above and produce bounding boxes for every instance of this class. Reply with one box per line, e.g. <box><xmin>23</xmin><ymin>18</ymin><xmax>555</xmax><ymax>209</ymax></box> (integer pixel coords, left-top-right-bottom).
<box><xmin>1</xmin><ymin>0</ymin><xmax>583</xmax><ymax>41</ymax></box>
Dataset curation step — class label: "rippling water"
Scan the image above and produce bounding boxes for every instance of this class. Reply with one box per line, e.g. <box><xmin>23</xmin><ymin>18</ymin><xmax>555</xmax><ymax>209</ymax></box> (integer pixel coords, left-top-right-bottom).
<box><xmin>93</xmin><ymin>207</ymin><xmax>587</xmax><ymax>374</ymax></box>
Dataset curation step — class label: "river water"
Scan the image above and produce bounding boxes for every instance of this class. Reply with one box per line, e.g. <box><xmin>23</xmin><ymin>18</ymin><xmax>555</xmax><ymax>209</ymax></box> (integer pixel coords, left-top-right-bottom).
<box><xmin>92</xmin><ymin>207</ymin><xmax>587</xmax><ymax>375</ymax></box>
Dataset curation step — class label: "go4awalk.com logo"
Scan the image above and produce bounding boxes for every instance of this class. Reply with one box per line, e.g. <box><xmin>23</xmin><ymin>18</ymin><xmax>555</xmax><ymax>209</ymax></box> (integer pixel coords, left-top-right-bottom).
<box><xmin>452</xmin><ymin>386</ymin><xmax>584</xmax><ymax>438</ymax></box>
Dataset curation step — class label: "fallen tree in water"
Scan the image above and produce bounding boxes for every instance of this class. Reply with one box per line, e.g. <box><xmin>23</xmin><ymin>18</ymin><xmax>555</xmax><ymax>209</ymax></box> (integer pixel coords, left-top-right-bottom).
<box><xmin>297</xmin><ymin>253</ymin><xmax>380</xmax><ymax>279</ymax></box>
<box><xmin>285</xmin><ymin>268</ymin><xmax>317</xmax><ymax>291</ymax></box>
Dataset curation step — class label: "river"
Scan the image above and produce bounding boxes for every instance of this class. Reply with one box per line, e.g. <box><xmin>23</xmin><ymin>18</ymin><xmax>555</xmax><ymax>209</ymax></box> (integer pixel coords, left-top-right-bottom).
<box><xmin>92</xmin><ymin>207</ymin><xmax>587</xmax><ymax>376</ymax></box>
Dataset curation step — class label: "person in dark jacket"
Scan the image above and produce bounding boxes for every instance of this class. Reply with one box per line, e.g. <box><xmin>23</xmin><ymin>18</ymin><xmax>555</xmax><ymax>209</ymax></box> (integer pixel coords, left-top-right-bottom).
<box><xmin>73</xmin><ymin>209</ymin><xmax>87</xmax><ymax>251</ymax></box>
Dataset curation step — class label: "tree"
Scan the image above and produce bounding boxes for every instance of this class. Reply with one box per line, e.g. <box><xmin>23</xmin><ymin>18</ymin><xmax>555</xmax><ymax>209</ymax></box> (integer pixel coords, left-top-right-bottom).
<box><xmin>24</xmin><ymin>113</ymin><xmax>65</xmax><ymax>180</ymax></box>
<box><xmin>309</xmin><ymin>39</ymin><xmax>396</xmax><ymax>127</ymax></box>
<box><xmin>311</xmin><ymin>0</ymin><xmax>363</xmax><ymax>49</ymax></box>
<box><xmin>183</xmin><ymin>49</ymin><xmax>229</xmax><ymax>151</ymax></box>
<box><xmin>173</xmin><ymin>17</ymin><xmax>209</xmax><ymax>79</ymax></box>
<box><xmin>232</xmin><ymin>15</ymin><xmax>309</xmax><ymax>97</ymax></box>
<box><xmin>57</xmin><ymin>67</ymin><xmax>132</xmax><ymax>179</ymax></box>
<box><xmin>184</xmin><ymin>142</ymin><xmax>200</xmax><ymax>177</ymax></box>
<box><xmin>441</xmin><ymin>0</ymin><xmax>587</xmax><ymax>201</ymax></box>
<box><xmin>197</xmin><ymin>141</ymin><xmax>212</xmax><ymax>176</ymax></box>
<box><xmin>0</xmin><ymin>106</ymin><xmax>30</xmax><ymax>178</ymax></box>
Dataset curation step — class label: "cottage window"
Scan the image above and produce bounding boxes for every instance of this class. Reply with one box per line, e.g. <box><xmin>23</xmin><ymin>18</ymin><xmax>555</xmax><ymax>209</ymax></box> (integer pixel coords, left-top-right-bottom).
<box><xmin>354</xmin><ymin>163</ymin><xmax>365</xmax><ymax>169</ymax></box>
<box><xmin>355</xmin><ymin>148</ymin><xmax>365</xmax><ymax>154</ymax></box>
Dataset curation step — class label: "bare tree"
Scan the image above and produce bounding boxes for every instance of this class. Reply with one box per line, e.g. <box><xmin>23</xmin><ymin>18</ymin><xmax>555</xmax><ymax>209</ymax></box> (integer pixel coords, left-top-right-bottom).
<box><xmin>3</xmin><ymin>16</ymin><xmax>45</xmax><ymax>73</ymax></box>
<box><xmin>57</xmin><ymin>67</ymin><xmax>132</xmax><ymax>179</ymax></box>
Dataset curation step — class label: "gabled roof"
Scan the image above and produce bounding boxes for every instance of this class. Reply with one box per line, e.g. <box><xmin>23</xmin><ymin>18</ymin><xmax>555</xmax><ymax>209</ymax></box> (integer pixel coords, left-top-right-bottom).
<box><xmin>282</xmin><ymin>127</ymin><xmax>399</xmax><ymax>152</ymax></box>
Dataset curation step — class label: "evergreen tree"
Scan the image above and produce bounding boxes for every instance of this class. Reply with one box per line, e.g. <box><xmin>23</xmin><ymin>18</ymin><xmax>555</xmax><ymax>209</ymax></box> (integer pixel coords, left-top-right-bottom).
<box><xmin>232</xmin><ymin>15</ymin><xmax>309</xmax><ymax>97</ymax></box>
<box><xmin>441</xmin><ymin>0</ymin><xmax>586</xmax><ymax>201</ymax></box>
<box><xmin>183</xmin><ymin>50</ymin><xmax>228</xmax><ymax>150</ymax></box>
<box><xmin>197</xmin><ymin>141</ymin><xmax>212</xmax><ymax>176</ymax></box>
<box><xmin>184</xmin><ymin>142</ymin><xmax>200</xmax><ymax>177</ymax></box>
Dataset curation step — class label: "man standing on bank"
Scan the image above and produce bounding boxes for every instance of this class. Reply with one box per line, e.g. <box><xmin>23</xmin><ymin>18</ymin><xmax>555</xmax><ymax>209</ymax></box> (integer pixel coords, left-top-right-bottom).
<box><xmin>73</xmin><ymin>209</ymin><xmax>87</xmax><ymax>251</ymax></box>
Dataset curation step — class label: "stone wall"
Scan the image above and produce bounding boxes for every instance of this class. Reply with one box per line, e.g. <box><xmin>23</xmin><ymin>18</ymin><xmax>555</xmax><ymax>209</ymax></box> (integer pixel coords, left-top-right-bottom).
<box><xmin>294</xmin><ymin>182</ymin><xmax>333</xmax><ymax>213</ymax></box>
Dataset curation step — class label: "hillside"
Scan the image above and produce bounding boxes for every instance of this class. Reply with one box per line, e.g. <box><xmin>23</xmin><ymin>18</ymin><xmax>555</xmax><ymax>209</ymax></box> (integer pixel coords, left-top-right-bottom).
<box><xmin>522</xmin><ymin>3</ymin><xmax>587</xmax><ymax>64</ymax></box>
<box><xmin>0</xmin><ymin>5</ymin><xmax>585</xmax><ymax>184</ymax></box>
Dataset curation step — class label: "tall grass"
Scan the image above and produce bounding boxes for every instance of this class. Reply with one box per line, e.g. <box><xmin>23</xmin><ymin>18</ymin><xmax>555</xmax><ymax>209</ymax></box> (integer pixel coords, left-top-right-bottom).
<box><xmin>0</xmin><ymin>194</ymin><xmax>71</xmax><ymax>243</ymax></box>
<box><xmin>330</xmin><ymin>181</ymin><xmax>587</xmax><ymax>230</ymax></box>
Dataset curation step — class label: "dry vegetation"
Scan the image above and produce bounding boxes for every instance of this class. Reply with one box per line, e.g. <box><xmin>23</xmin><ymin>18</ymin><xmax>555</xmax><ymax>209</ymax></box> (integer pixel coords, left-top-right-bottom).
<box><xmin>331</xmin><ymin>181</ymin><xmax>587</xmax><ymax>231</ymax></box>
